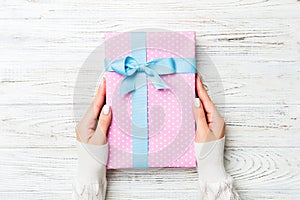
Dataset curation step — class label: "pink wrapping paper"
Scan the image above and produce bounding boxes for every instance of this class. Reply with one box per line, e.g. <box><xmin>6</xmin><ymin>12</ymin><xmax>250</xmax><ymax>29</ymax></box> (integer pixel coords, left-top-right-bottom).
<box><xmin>105</xmin><ymin>32</ymin><xmax>196</xmax><ymax>169</ymax></box>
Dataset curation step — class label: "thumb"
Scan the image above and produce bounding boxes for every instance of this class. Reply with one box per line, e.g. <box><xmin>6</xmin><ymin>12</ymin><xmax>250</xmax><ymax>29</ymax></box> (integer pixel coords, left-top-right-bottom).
<box><xmin>90</xmin><ymin>104</ymin><xmax>112</xmax><ymax>145</ymax></box>
<box><xmin>192</xmin><ymin>98</ymin><xmax>216</xmax><ymax>143</ymax></box>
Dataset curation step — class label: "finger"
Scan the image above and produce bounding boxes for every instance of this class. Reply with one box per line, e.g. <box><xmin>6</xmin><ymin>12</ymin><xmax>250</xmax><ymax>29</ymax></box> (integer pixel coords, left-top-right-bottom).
<box><xmin>90</xmin><ymin>104</ymin><xmax>112</xmax><ymax>145</ymax></box>
<box><xmin>193</xmin><ymin>98</ymin><xmax>217</xmax><ymax>142</ymax></box>
<box><xmin>83</xmin><ymin>77</ymin><xmax>106</xmax><ymax>122</ymax></box>
<box><xmin>195</xmin><ymin>74</ymin><xmax>216</xmax><ymax>114</ymax></box>
<box><xmin>93</xmin><ymin>77</ymin><xmax>106</xmax><ymax>118</ymax></box>
<box><xmin>193</xmin><ymin>98</ymin><xmax>210</xmax><ymax>141</ymax></box>
<box><xmin>97</xmin><ymin>104</ymin><xmax>112</xmax><ymax>135</ymax></box>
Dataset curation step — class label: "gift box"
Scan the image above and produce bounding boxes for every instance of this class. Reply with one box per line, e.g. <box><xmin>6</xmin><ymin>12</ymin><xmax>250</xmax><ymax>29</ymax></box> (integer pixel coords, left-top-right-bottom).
<box><xmin>105</xmin><ymin>31</ymin><xmax>196</xmax><ymax>169</ymax></box>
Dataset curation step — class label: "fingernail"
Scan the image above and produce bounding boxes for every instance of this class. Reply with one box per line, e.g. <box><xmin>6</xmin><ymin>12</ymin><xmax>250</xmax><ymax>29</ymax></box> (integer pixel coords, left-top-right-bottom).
<box><xmin>103</xmin><ymin>104</ymin><xmax>110</xmax><ymax>115</ymax></box>
<box><xmin>194</xmin><ymin>98</ymin><xmax>201</xmax><ymax>107</ymax></box>
<box><xmin>100</xmin><ymin>74</ymin><xmax>106</xmax><ymax>85</ymax></box>
<box><xmin>102</xmin><ymin>77</ymin><xmax>105</xmax><ymax>84</ymax></box>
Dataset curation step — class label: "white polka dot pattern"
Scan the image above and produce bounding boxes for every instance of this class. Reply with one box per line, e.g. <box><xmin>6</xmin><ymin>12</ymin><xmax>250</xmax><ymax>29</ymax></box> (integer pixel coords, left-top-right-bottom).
<box><xmin>105</xmin><ymin>31</ymin><xmax>196</xmax><ymax>169</ymax></box>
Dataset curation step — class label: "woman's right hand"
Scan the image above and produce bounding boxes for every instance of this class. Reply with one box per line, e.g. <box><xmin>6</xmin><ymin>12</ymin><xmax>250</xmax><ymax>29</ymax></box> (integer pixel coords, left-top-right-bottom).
<box><xmin>192</xmin><ymin>74</ymin><xmax>228</xmax><ymax>183</ymax></box>
<box><xmin>192</xmin><ymin>75</ymin><xmax>226</xmax><ymax>143</ymax></box>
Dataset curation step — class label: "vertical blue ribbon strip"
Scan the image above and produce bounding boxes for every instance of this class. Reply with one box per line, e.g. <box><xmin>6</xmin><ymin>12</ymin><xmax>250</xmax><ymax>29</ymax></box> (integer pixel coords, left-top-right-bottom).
<box><xmin>130</xmin><ymin>32</ymin><xmax>148</xmax><ymax>168</ymax></box>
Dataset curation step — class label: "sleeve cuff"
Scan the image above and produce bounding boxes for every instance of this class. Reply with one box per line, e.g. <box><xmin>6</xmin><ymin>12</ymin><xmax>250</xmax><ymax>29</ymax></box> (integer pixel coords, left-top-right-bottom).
<box><xmin>194</xmin><ymin>135</ymin><xmax>227</xmax><ymax>182</ymax></box>
<box><xmin>197</xmin><ymin>174</ymin><xmax>241</xmax><ymax>199</ymax></box>
<box><xmin>194</xmin><ymin>135</ymin><xmax>225</xmax><ymax>160</ymax></box>
<box><xmin>76</xmin><ymin>141</ymin><xmax>108</xmax><ymax>184</ymax></box>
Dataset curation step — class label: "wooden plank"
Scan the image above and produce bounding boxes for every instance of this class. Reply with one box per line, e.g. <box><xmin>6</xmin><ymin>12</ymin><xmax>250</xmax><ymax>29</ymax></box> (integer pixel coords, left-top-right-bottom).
<box><xmin>1</xmin><ymin>190</ymin><xmax>300</xmax><ymax>200</ymax></box>
<box><xmin>0</xmin><ymin>148</ymin><xmax>299</xmax><ymax>198</ymax></box>
<box><xmin>0</xmin><ymin>0</ymin><xmax>300</xmax><ymax>20</ymax></box>
<box><xmin>1</xmin><ymin>104</ymin><xmax>299</xmax><ymax>148</ymax></box>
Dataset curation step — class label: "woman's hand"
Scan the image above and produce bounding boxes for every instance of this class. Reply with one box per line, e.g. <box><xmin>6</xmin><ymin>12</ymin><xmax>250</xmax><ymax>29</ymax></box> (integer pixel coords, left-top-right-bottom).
<box><xmin>75</xmin><ymin>77</ymin><xmax>112</xmax><ymax>146</ymax></box>
<box><xmin>192</xmin><ymin>75</ymin><xmax>225</xmax><ymax>143</ymax></box>
<box><xmin>192</xmin><ymin>74</ymin><xmax>228</xmax><ymax>184</ymax></box>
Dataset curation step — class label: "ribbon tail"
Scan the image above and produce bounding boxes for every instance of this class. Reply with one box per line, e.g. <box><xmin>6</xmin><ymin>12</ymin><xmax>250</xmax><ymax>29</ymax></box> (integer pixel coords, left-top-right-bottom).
<box><xmin>119</xmin><ymin>76</ymin><xmax>137</xmax><ymax>97</ymax></box>
<box><xmin>148</xmin><ymin>72</ymin><xmax>170</xmax><ymax>90</ymax></box>
<box><xmin>147</xmin><ymin>58</ymin><xmax>176</xmax><ymax>74</ymax></box>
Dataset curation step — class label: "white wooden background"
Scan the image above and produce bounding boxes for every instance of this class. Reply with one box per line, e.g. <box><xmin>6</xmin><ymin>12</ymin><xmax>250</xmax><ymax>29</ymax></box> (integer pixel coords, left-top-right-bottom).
<box><xmin>1</xmin><ymin>0</ymin><xmax>300</xmax><ymax>199</ymax></box>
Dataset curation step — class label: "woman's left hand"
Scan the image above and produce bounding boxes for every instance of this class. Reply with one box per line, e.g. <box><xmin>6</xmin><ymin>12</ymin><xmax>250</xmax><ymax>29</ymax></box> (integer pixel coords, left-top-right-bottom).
<box><xmin>75</xmin><ymin>77</ymin><xmax>112</xmax><ymax>146</ymax></box>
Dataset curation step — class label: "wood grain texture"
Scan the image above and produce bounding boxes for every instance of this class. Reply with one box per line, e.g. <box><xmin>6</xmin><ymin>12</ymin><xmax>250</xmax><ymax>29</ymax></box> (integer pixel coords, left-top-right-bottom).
<box><xmin>1</xmin><ymin>0</ymin><xmax>300</xmax><ymax>199</ymax></box>
<box><xmin>0</xmin><ymin>148</ymin><xmax>299</xmax><ymax>198</ymax></box>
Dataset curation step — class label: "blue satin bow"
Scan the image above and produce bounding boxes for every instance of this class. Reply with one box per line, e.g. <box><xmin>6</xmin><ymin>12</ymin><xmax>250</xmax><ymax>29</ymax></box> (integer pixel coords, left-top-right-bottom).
<box><xmin>105</xmin><ymin>56</ymin><xmax>196</xmax><ymax>97</ymax></box>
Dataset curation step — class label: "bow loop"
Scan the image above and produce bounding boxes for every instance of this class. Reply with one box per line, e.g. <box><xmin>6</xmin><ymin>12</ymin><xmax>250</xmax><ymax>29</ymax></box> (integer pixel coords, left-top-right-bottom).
<box><xmin>108</xmin><ymin>55</ymin><xmax>175</xmax><ymax>97</ymax></box>
<box><xmin>147</xmin><ymin>58</ymin><xmax>176</xmax><ymax>74</ymax></box>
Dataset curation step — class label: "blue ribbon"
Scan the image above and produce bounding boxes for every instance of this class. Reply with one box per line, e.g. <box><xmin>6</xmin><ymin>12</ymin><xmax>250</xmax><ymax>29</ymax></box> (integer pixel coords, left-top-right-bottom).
<box><xmin>105</xmin><ymin>32</ymin><xmax>196</xmax><ymax>168</ymax></box>
<box><xmin>105</xmin><ymin>56</ymin><xmax>196</xmax><ymax>97</ymax></box>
